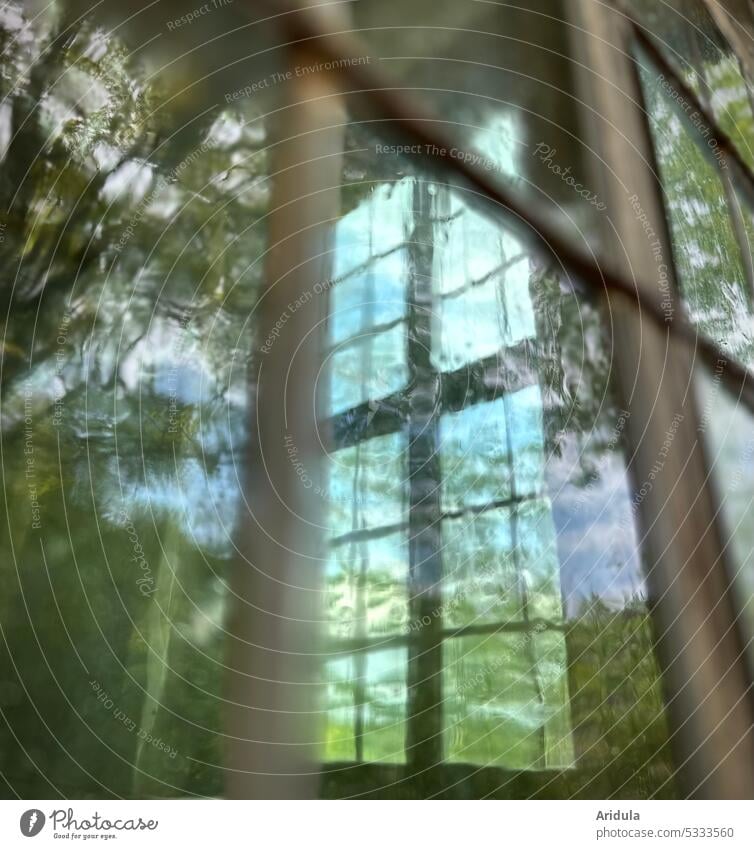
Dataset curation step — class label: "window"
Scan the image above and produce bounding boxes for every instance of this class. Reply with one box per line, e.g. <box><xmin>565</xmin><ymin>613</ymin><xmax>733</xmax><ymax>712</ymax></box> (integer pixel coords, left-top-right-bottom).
<box><xmin>319</xmin><ymin>165</ymin><xmax>667</xmax><ymax>794</ymax></box>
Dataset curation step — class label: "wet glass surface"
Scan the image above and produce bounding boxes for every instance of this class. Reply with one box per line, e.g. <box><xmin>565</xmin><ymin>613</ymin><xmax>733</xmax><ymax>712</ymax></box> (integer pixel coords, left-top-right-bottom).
<box><xmin>318</xmin><ymin>163</ymin><xmax>675</xmax><ymax>796</ymax></box>
<box><xmin>631</xmin><ymin>0</ymin><xmax>754</xmax><ymax>168</ymax></box>
<box><xmin>0</xmin><ymin>1</ymin><xmax>678</xmax><ymax>800</ymax></box>
<box><xmin>696</xmin><ymin>364</ymin><xmax>754</xmax><ymax>678</ymax></box>
<box><xmin>638</xmin><ymin>52</ymin><xmax>754</xmax><ymax>365</ymax></box>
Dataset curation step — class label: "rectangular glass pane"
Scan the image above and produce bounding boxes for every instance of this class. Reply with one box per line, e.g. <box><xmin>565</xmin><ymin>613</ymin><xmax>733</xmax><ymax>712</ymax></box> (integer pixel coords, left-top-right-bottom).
<box><xmin>0</xmin><ymin>1</ymin><xmax>683</xmax><ymax>802</ymax></box>
<box><xmin>639</xmin><ymin>55</ymin><xmax>754</xmax><ymax>363</ymax></box>
<box><xmin>326</xmin><ymin>532</ymin><xmax>409</xmax><ymax>640</ymax></box>
<box><xmin>442</xmin><ymin>510</ymin><xmax>525</xmax><ymax>627</ymax></box>
<box><xmin>444</xmin><ymin>631</ymin><xmax>573</xmax><ymax>769</ymax></box>
<box><xmin>696</xmin><ymin>364</ymin><xmax>754</xmax><ymax>675</ymax></box>
<box><xmin>328</xmin><ymin>324</ymin><xmax>408</xmax><ymax>416</ymax></box>
<box><xmin>326</xmin><ymin>432</ymin><xmax>407</xmax><ymax>536</ymax></box>
<box><xmin>320</xmin><ymin>160</ymin><xmax>674</xmax><ymax>794</ymax></box>
<box><xmin>632</xmin><ymin>0</ymin><xmax>754</xmax><ymax>168</ymax></box>
<box><xmin>329</xmin><ymin>250</ymin><xmax>407</xmax><ymax>345</ymax></box>
<box><xmin>324</xmin><ymin>648</ymin><xmax>407</xmax><ymax>764</ymax></box>
<box><xmin>440</xmin><ymin>399</ymin><xmax>513</xmax><ymax>511</ymax></box>
<box><xmin>431</xmin><ymin>194</ymin><xmax>536</xmax><ymax>372</ymax></box>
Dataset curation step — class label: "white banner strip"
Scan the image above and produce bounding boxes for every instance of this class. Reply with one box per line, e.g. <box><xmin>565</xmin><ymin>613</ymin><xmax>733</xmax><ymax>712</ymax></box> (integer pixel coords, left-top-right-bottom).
<box><xmin>2</xmin><ymin>800</ymin><xmax>754</xmax><ymax>848</ymax></box>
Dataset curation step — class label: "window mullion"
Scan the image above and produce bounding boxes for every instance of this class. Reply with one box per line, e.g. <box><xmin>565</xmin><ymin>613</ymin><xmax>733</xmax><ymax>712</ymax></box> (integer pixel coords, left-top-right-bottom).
<box><xmin>405</xmin><ymin>178</ymin><xmax>445</xmax><ymax>775</ymax></box>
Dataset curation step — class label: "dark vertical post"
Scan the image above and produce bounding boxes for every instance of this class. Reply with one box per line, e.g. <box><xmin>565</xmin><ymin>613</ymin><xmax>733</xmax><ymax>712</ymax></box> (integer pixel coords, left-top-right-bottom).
<box><xmin>405</xmin><ymin>179</ymin><xmax>445</xmax><ymax>775</ymax></box>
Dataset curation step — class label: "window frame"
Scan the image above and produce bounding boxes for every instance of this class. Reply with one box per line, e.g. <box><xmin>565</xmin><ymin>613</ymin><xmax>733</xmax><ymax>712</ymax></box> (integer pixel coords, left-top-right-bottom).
<box><xmin>227</xmin><ymin>0</ymin><xmax>754</xmax><ymax>799</ymax></box>
<box><xmin>572</xmin><ymin>0</ymin><xmax>754</xmax><ymax>799</ymax></box>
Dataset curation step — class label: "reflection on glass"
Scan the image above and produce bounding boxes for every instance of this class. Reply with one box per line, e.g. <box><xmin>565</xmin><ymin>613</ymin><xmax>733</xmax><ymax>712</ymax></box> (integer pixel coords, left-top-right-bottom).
<box><xmin>351</xmin><ymin>0</ymin><xmax>604</xmax><ymax>247</ymax></box>
<box><xmin>326</xmin><ymin>432</ymin><xmax>407</xmax><ymax>535</ymax></box>
<box><xmin>321</xmin><ymin>154</ymin><xmax>675</xmax><ymax>796</ymax></box>
<box><xmin>445</xmin><ymin>630</ymin><xmax>572</xmax><ymax>769</ymax></box>
<box><xmin>328</xmin><ymin>182</ymin><xmax>412</xmax><ymax>415</ymax></box>
<box><xmin>327</xmin><ymin>533</ymin><xmax>409</xmax><ymax>640</ymax></box>
<box><xmin>705</xmin><ymin>53</ymin><xmax>754</xmax><ymax>168</ymax></box>
<box><xmin>440</xmin><ymin>398</ymin><xmax>514</xmax><ymax>510</ymax></box>
<box><xmin>324</xmin><ymin>648</ymin><xmax>407</xmax><ymax>764</ymax></box>
<box><xmin>328</xmin><ymin>325</ymin><xmax>408</xmax><ymax>416</ymax></box>
<box><xmin>632</xmin><ymin>0</ymin><xmax>754</xmax><ymax>168</ymax></box>
<box><xmin>0</xmin><ymin>0</ymin><xmax>269</xmax><ymax>795</ymax></box>
<box><xmin>431</xmin><ymin>194</ymin><xmax>535</xmax><ymax>371</ymax></box>
<box><xmin>329</xmin><ymin>251</ymin><xmax>407</xmax><ymax>344</ymax></box>
<box><xmin>442</xmin><ymin>511</ymin><xmax>524</xmax><ymax>627</ymax></box>
<box><xmin>639</xmin><ymin>57</ymin><xmax>754</xmax><ymax>363</ymax></box>
<box><xmin>696</xmin><ymin>366</ymin><xmax>754</xmax><ymax>675</ymax></box>
<box><xmin>439</xmin><ymin>382</ymin><xmax>570</xmax><ymax>769</ymax></box>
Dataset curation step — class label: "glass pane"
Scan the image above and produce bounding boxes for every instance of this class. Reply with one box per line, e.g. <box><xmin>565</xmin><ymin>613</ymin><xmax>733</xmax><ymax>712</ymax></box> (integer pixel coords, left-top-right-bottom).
<box><xmin>333</xmin><ymin>182</ymin><xmax>411</xmax><ymax>280</ymax></box>
<box><xmin>326</xmin><ymin>432</ymin><xmax>407</xmax><ymax>536</ymax></box>
<box><xmin>430</xmin><ymin>193</ymin><xmax>535</xmax><ymax>371</ymax></box>
<box><xmin>326</xmin><ymin>532</ymin><xmax>409</xmax><ymax>640</ymax></box>
<box><xmin>696</xmin><ymin>365</ymin><xmax>754</xmax><ymax>675</ymax></box>
<box><xmin>329</xmin><ymin>251</ymin><xmax>407</xmax><ymax>344</ymax></box>
<box><xmin>639</xmin><ymin>55</ymin><xmax>754</xmax><ymax>363</ymax></box>
<box><xmin>320</xmin><ymin>151</ymin><xmax>676</xmax><ymax>794</ymax></box>
<box><xmin>0</xmin><ymin>7</ymin><xmax>256</xmax><ymax>792</ymax></box>
<box><xmin>328</xmin><ymin>325</ymin><xmax>408</xmax><ymax>415</ymax></box>
<box><xmin>440</xmin><ymin>399</ymin><xmax>513</xmax><ymax>510</ymax></box>
<box><xmin>632</xmin><ymin>0</ymin><xmax>754</xmax><ymax>168</ymax></box>
<box><xmin>442</xmin><ymin>510</ymin><xmax>525</xmax><ymax>627</ymax></box>
<box><xmin>444</xmin><ymin>630</ymin><xmax>573</xmax><ymax>769</ymax></box>
<box><xmin>323</xmin><ymin>648</ymin><xmax>408</xmax><ymax>764</ymax></box>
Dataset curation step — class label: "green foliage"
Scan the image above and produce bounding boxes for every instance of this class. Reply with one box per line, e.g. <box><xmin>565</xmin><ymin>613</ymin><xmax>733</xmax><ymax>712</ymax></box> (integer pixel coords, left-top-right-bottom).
<box><xmin>0</xmin><ymin>1</ymin><xmax>682</xmax><ymax>801</ymax></box>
